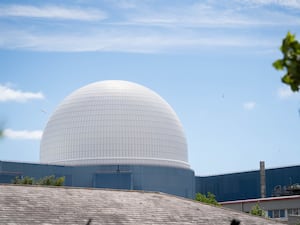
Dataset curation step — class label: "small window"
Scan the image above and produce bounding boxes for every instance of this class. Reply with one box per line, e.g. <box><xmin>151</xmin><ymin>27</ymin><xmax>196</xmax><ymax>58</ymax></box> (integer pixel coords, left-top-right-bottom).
<box><xmin>293</xmin><ymin>208</ymin><xmax>299</xmax><ymax>215</ymax></box>
<box><xmin>280</xmin><ymin>209</ymin><xmax>285</xmax><ymax>218</ymax></box>
<box><xmin>273</xmin><ymin>210</ymin><xmax>280</xmax><ymax>218</ymax></box>
<box><xmin>287</xmin><ymin>208</ymin><xmax>300</xmax><ymax>215</ymax></box>
<box><xmin>268</xmin><ymin>210</ymin><xmax>273</xmax><ymax>218</ymax></box>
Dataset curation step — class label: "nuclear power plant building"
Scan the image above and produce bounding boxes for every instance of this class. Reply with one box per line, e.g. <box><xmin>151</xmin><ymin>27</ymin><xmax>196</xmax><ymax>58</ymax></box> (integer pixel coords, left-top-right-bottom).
<box><xmin>1</xmin><ymin>80</ymin><xmax>195</xmax><ymax>198</ymax></box>
<box><xmin>1</xmin><ymin>80</ymin><xmax>300</xmax><ymax>204</ymax></box>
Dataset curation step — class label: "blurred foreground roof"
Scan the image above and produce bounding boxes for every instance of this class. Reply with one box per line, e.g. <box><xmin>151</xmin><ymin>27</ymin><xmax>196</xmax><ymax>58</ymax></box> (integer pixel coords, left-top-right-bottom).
<box><xmin>0</xmin><ymin>185</ymin><xmax>285</xmax><ymax>225</ymax></box>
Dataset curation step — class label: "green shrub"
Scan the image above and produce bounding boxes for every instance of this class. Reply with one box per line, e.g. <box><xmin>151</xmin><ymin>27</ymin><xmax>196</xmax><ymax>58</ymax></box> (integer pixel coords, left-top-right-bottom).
<box><xmin>12</xmin><ymin>176</ymin><xmax>34</xmax><ymax>185</ymax></box>
<box><xmin>250</xmin><ymin>203</ymin><xmax>266</xmax><ymax>217</ymax></box>
<box><xmin>12</xmin><ymin>175</ymin><xmax>65</xmax><ymax>186</ymax></box>
<box><xmin>195</xmin><ymin>192</ymin><xmax>220</xmax><ymax>206</ymax></box>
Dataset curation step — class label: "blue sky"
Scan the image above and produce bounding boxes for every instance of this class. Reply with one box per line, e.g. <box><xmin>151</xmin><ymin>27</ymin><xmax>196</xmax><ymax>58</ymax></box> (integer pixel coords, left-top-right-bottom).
<box><xmin>1</xmin><ymin>0</ymin><xmax>300</xmax><ymax>176</ymax></box>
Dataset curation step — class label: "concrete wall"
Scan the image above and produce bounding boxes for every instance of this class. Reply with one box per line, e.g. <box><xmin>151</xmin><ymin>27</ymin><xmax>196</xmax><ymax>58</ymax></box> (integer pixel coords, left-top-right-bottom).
<box><xmin>221</xmin><ymin>196</ymin><xmax>300</xmax><ymax>223</ymax></box>
<box><xmin>221</xmin><ymin>196</ymin><xmax>300</xmax><ymax>213</ymax></box>
<box><xmin>288</xmin><ymin>215</ymin><xmax>300</xmax><ymax>225</ymax></box>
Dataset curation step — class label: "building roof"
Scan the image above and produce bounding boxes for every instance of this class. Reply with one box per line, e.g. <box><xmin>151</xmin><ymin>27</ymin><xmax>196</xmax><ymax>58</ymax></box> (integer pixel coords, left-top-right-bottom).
<box><xmin>0</xmin><ymin>185</ymin><xmax>285</xmax><ymax>225</ymax></box>
<box><xmin>40</xmin><ymin>80</ymin><xmax>189</xmax><ymax>169</ymax></box>
<box><xmin>221</xmin><ymin>194</ymin><xmax>300</xmax><ymax>205</ymax></box>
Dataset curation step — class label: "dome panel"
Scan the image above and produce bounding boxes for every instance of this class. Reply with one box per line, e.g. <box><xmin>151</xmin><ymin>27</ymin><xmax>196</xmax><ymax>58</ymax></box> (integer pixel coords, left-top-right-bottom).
<box><xmin>40</xmin><ymin>80</ymin><xmax>189</xmax><ymax>169</ymax></box>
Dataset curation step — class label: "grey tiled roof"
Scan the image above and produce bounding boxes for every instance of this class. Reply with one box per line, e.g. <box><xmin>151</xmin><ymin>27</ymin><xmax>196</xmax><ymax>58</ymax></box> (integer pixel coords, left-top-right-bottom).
<box><xmin>0</xmin><ymin>185</ymin><xmax>285</xmax><ymax>225</ymax></box>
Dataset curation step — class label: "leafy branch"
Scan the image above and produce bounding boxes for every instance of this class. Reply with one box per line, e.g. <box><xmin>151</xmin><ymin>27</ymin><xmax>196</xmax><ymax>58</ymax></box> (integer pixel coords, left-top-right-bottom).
<box><xmin>273</xmin><ymin>32</ymin><xmax>300</xmax><ymax>92</ymax></box>
<box><xmin>195</xmin><ymin>192</ymin><xmax>220</xmax><ymax>206</ymax></box>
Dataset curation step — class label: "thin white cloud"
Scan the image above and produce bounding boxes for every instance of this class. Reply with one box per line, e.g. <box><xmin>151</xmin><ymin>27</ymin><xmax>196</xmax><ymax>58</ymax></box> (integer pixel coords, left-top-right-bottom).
<box><xmin>242</xmin><ymin>0</ymin><xmax>300</xmax><ymax>9</ymax></box>
<box><xmin>0</xmin><ymin>29</ymin><xmax>276</xmax><ymax>53</ymax></box>
<box><xmin>277</xmin><ymin>86</ymin><xmax>295</xmax><ymax>99</ymax></box>
<box><xmin>3</xmin><ymin>129</ymin><xmax>43</xmax><ymax>140</ymax></box>
<box><xmin>126</xmin><ymin>1</ymin><xmax>300</xmax><ymax>28</ymax></box>
<box><xmin>243</xmin><ymin>101</ymin><xmax>256</xmax><ymax>110</ymax></box>
<box><xmin>0</xmin><ymin>1</ymin><xmax>297</xmax><ymax>53</ymax></box>
<box><xmin>0</xmin><ymin>5</ymin><xmax>107</xmax><ymax>21</ymax></box>
<box><xmin>0</xmin><ymin>84</ymin><xmax>44</xmax><ymax>102</ymax></box>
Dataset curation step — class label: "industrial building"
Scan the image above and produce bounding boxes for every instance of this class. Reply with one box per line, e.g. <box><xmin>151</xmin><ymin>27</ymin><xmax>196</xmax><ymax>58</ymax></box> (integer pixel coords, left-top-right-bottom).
<box><xmin>0</xmin><ymin>80</ymin><xmax>300</xmax><ymax>204</ymax></box>
<box><xmin>196</xmin><ymin>164</ymin><xmax>300</xmax><ymax>202</ymax></box>
<box><xmin>221</xmin><ymin>195</ymin><xmax>300</xmax><ymax>223</ymax></box>
<box><xmin>1</xmin><ymin>80</ymin><xmax>195</xmax><ymax>198</ymax></box>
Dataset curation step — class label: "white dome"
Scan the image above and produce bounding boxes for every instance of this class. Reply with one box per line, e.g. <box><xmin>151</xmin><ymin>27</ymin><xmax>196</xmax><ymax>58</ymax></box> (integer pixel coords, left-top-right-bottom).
<box><xmin>40</xmin><ymin>80</ymin><xmax>189</xmax><ymax>169</ymax></box>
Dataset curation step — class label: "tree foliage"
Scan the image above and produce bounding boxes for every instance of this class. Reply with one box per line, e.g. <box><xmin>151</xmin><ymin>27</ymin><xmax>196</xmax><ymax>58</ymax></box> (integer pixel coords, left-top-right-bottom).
<box><xmin>273</xmin><ymin>32</ymin><xmax>300</xmax><ymax>92</ymax></box>
<box><xmin>0</xmin><ymin>123</ymin><xmax>4</xmax><ymax>139</ymax></box>
<box><xmin>12</xmin><ymin>176</ymin><xmax>34</xmax><ymax>185</ymax></box>
<box><xmin>250</xmin><ymin>203</ymin><xmax>266</xmax><ymax>217</ymax></box>
<box><xmin>195</xmin><ymin>192</ymin><xmax>220</xmax><ymax>206</ymax></box>
<box><xmin>12</xmin><ymin>175</ymin><xmax>65</xmax><ymax>186</ymax></box>
<box><xmin>36</xmin><ymin>175</ymin><xmax>65</xmax><ymax>186</ymax></box>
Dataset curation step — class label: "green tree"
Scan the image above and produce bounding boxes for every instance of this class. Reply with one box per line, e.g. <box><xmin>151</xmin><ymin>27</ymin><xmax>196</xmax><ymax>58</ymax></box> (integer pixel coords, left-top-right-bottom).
<box><xmin>0</xmin><ymin>123</ymin><xmax>4</xmax><ymax>139</ymax></box>
<box><xmin>273</xmin><ymin>32</ymin><xmax>300</xmax><ymax>92</ymax></box>
<box><xmin>12</xmin><ymin>175</ymin><xmax>65</xmax><ymax>186</ymax></box>
<box><xmin>195</xmin><ymin>192</ymin><xmax>220</xmax><ymax>206</ymax></box>
<box><xmin>250</xmin><ymin>203</ymin><xmax>266</xmax><ymax>217</ymax></box>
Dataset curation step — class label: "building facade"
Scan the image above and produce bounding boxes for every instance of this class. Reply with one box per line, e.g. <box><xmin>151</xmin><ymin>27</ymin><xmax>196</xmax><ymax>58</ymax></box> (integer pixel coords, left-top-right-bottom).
<box><xmin>195</xmin><ymin>165</ymin><xmax>300</xmax><ymax>202</ymax></box>
<box><xmin>1</xmin><ymin>160</ymin><xmax>300</xmax><ymax>201</ymax></box>
<box><xmin>0</xmin><ymin>161</ymin><xmax>195</xmax><ymax>198</ymax></box>
<box><xmin>221</xmin><ymin>195</ymin><xmax>300</xmax><ymax>224</ymax></box>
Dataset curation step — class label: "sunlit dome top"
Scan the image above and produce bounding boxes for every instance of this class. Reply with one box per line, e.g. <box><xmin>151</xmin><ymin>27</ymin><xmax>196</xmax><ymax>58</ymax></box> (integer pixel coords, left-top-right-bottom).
<box><xmin>40</xmin><ymin>80</ymin><xmax>189</xmax><ymax>169</ymax></box>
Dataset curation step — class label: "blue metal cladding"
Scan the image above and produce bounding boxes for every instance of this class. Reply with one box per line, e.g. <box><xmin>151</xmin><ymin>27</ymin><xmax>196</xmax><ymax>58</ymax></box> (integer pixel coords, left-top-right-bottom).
<box><xmin>0</xmin><ymin>161</ymin><xmax>73</xmax><ymax>185</ymax></box>
<box><xmin>4</xmin><ymin>160</ymin><xmax>299</xmax><ymax>201</ymax></box>
<box><xmin>130</xmin><ymin>165</ymin><xmax>195</xmax><ymax>198</ymax></box>
<box><xmin>94</xmin><ymin>172</ymin><xmax>133</xmax><ymax>190</ymax></box>
<box><xmin>0</xmin><ymin>161</ymin><xmax>195</xmax><ymax>199</ymax></box>
<box><xmin>265</xmin><ymin>166</ymin><xmax>300</xmax><ymax>197</ymax></box>
<box><xmin>195</xmin><ymin>165</ymin><xmax>300</xmax><ymax>202</ymax></box>
<box><xmin>195</xmin><ymin>171</ymin><xmax>260</xmax><ymax>202</ymax></box>
<box><xmin>0</xmin><ymin>174</ymin><xmax>17</xmax><ymax>183</ymax></box>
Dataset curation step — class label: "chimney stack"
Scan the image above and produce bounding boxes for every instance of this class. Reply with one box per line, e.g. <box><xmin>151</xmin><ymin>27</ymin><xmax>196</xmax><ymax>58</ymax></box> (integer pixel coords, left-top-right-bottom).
<box><xmin>260</xmin><ymin>161</ymin><xmax>266</xmax><ymax>198</ymax></box>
